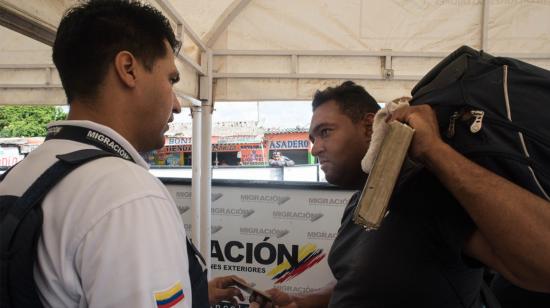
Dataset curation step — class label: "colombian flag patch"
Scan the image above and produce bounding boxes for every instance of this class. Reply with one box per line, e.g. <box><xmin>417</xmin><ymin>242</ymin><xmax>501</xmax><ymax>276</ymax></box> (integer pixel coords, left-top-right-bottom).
<box><xmin>154</xmin><ymin>281</ymin><xmax>184</xmax><ymax>308</ymax></box>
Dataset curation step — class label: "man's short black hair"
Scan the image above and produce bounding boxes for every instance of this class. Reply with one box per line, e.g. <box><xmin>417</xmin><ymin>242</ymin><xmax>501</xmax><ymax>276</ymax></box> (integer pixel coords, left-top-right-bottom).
<box><xmin>53</xmin><ymin>0</ymin><xmax>181</xmax><ymax>103</ymax></box>
<box><xmin>312</xmin><ymin>81</ymin><xmax>380</xmax><ymax>122</ymax></box>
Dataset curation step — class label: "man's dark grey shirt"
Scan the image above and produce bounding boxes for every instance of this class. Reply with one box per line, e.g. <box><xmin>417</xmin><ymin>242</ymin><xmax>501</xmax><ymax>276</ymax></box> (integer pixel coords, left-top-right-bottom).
<box><xmin>328</xmin><ymin>167</ymin><xmax>484</xmax><ymax>307</ymax></box>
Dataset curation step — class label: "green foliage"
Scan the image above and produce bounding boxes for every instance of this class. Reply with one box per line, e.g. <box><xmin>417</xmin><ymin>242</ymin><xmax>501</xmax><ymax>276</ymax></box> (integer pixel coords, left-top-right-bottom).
<box><xmin>0</xmin><ymin>106</ymin><xmax>67</xmax><ymax>137</ymax></box>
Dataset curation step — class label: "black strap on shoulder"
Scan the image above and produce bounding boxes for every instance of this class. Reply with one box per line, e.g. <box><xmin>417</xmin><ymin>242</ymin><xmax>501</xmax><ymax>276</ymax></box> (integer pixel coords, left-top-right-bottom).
<box><xmin>56</xmin><ymin>148</ymin><xmax>115</xmax><ymax>164</ymax></box>
<box><xmin>0</xmin><ymin>149</ymin><xmax>114</xmax><ymax>251</ymax></box>
<box><xmin>1</xmin><ymin>149</ymin><xmax>116</xmax><ymax>307</ymax></box>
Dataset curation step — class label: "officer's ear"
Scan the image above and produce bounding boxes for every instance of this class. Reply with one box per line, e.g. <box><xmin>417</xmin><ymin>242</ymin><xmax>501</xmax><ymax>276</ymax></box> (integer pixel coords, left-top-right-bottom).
<box><xmin>114</xmin><ymin>51</ymin><xmax>138</xmax><ymax>88</ymax></box>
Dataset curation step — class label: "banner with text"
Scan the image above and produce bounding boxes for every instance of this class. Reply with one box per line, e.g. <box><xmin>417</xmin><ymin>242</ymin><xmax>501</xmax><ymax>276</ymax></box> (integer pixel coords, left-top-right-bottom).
<box><xmin>165</xmin><ymin>184</ymin><xmax>353</xmax><ymax>307</ymax></box>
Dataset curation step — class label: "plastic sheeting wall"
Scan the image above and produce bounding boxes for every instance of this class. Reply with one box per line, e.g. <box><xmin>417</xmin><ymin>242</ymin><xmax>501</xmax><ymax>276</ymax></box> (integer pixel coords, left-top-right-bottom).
<box><xmin>2</xmin><ymin>0</ymin><xmax>550</xmax><ymax>104</ymax></box>
<box><xmin>0</xmin><ymin>0</ymin><xmax>200</xmax><ymax>105</ymax></box>
<box><xmin>174</xmin><ymin>0</ymin><xmax>550</xmax><ymax>102</ymax></box>
<box><xmin>0</xmin><ymin>28</ymin><xmax>63</xmax><ymax>105</ymax></box>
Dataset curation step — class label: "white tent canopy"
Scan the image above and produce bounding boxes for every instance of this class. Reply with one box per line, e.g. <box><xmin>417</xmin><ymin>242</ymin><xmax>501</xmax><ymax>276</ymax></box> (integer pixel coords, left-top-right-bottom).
<box><xmin>1</xmin><ymin>0</ymin><xmax>550</xmax><ymax>264</ymax></box>
<box><xmin>1</xmin><ymin>0</ymin><xmax>550</xmax><ymax>105</ymax></box>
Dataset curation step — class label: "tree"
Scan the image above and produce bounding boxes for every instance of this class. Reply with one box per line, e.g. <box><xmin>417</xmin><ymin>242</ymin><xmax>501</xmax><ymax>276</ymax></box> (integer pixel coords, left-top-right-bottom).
<box><xmin>0</xmin><ymin>106</ymin><xmax>67</xmax><ymax>137</ymax></box>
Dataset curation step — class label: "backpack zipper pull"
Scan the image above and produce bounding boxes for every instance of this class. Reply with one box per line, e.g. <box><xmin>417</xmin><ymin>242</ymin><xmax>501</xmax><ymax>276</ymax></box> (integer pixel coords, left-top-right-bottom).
<box><xmin>447</xmin><ymin>111</ymin><xmax>459</xmax><ymax>138</ymax></box>
<box><xmin>470</xmin><ymin>110</ymin><xmax>485</xmax><ymax>133</ymax></box>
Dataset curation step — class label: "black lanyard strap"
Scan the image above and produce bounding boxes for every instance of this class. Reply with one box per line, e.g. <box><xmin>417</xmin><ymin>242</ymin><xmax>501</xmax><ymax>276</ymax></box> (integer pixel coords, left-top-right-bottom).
<box><xmin>46</xmin><ymin>125</ymin><xmax>134</xmax><ymax>162</ymax></box>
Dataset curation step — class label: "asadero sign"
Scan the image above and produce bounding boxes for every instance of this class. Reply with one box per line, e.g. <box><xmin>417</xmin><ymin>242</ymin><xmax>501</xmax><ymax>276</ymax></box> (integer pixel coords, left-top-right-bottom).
<box><xmin>269</xmin><ymin>140</ymin><xmax>310</xmax><ymax>149</ymax></box>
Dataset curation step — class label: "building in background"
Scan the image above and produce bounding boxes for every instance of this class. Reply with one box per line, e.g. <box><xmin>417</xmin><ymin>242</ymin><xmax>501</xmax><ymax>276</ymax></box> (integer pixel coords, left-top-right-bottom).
<box><xmin>0</xmin><ymin>123</ymin><xmax>316</xmax><ymax>169</ymax></box>
<box><xmin>264</xmin><ymin>128</ymin><xmax>314</xmax><ymax>165</ymax></box>
<box><xmin>144</xmin><ymin>122</ymin><xmax>314</xmax><ymax>167</ymax></box>
<box><xmin>0</xmin><ymin>137</ymin><xmax>44</xmax><ymax>169</ymax></box>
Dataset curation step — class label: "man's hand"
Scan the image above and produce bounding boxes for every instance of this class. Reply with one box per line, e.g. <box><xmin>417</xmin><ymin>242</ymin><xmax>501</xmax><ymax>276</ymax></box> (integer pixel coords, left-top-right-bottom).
<box><xmin>388</xmin><ymin>104</ymin><xmax>446</xmax><ymax>164</ymax></box>
<box><xmin>249</xmin><ymin>288</ymin><xmax>297</xmax><ymax>308</ymax></box>
<box><xmin>390</xmin><ymin>104</ymin><xmax>550</xmax><ymax>292</ymax></box>
<box><xmin>208</xmin><ymin>275</ymin><xmax>245</xmax><ymax>305</ymax></box>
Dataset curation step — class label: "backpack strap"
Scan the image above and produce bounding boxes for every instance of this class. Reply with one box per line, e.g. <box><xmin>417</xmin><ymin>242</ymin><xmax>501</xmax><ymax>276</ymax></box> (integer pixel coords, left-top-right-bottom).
<box><xmin>0</xmin><ymin>149</ymin><xmax>115</xmax><ymax>307</ymax></box>
<box><xmin>185</xmin><ymin>238</ymin><xmax>209</xmax><ymax>308</ymax></box>
<box><xmin>0</xmin><ymin>149</ymin><xmax>114</xmax><ymax>252</ymax></box>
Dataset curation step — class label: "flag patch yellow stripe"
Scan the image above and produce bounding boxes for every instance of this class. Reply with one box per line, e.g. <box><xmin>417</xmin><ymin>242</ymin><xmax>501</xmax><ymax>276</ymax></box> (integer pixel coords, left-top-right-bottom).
<box><xmin>155</xmin><ymin>281</ymin><xmax>183</xmax><ymax>301</ymax></box>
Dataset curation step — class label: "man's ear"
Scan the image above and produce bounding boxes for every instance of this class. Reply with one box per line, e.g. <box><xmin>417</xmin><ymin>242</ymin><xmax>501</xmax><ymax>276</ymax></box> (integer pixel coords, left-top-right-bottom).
<box><xmin>362</xmin><ymin>113</ymin><xmax>375</xmax><ymax>137</ymax></box>
<box><xmin>364</xmin><ymin>113</ymin><xmax>375</xmax><ymax>125</ymax></box>
<box><xmin>114</xmin><ymin>51</ymin><xmax>137</xmax><ymax>88</ymax></box>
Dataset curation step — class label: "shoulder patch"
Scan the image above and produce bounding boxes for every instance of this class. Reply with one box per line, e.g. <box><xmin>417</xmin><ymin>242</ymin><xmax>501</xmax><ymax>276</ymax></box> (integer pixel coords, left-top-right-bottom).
<box><xmin>154</xmin><ymin>281</ymin><xmax>185</xmax><ymax>308</ymax></box>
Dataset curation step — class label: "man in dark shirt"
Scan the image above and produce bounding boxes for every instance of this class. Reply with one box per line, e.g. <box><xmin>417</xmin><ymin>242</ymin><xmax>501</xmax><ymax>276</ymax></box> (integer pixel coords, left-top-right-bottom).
<box><xmin>250</xmin><ymin>81</ymin><xmax>485</xmax><ymax>307</ymax></box>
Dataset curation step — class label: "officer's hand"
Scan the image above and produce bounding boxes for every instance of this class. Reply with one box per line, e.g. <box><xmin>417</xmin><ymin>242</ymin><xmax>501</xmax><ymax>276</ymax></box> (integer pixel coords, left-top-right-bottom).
<box><xmin>388</xmin><ymin>104</ymin><xmax>445</xmax><ymax>164</ymax></box>
<box><xmin>249</xmin><ymin>288</ymin><xmax>298</xmax><ymax>308</ymax></box>
<box><xmin>208</xmin><ymin>275</ymin><xmax>245</xmax><ymax>305</ymax></box>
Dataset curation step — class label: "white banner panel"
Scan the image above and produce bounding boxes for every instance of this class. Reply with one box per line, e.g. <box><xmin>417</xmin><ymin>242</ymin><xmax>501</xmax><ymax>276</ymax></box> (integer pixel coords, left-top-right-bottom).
<box><xmin>165</xmin><ymin>182</ymin><xmax>354</xmax><ymax>307</ymax></box>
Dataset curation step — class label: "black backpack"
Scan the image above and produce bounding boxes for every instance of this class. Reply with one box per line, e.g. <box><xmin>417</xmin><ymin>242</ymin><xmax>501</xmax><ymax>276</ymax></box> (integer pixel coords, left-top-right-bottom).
<box><xmin>410</xmin><ymin>46</ymin><xmax>550</xmax><ymax>306</ymax></box>
<box><xmin>0</xmin><ymin>149</ymin><xmax>115</xmax><ymax>308</ymax></box>
<box><xmin>411</xmin><ymin>45</ymin><xmax>550</xmax><ymax>203</ymax></box>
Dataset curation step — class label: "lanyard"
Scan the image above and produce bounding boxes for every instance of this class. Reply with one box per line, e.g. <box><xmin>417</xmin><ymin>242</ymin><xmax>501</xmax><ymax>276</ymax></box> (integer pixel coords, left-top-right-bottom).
<box><xmin>45</xmin><ymin>125</ymin><xmax>135</xmax><ymax>162</ymax></box>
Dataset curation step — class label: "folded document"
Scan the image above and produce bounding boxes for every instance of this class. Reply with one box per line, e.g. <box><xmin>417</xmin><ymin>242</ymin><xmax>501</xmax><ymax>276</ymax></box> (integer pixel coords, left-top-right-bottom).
<box><xmin>354</xmin><ymin>103</ymin><xmax>414</xmax><ymax>230</ymax></box>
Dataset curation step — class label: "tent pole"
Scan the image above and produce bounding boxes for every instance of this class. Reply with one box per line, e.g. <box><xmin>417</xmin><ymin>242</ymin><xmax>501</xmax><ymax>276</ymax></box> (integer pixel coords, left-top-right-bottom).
<box><xmin>481</xmin><ymin>0</ymin><xmax>489</xmax><ymax>50</ymax></box>
<box><xmin>190</xmin><ymin>106</ymin><xmax>202</xmax><ymax>247</ymax></box>
<box><xmin>199</xmin><ymin>50</ymin><xmax>214</xmax><ymax>277</ymax></box>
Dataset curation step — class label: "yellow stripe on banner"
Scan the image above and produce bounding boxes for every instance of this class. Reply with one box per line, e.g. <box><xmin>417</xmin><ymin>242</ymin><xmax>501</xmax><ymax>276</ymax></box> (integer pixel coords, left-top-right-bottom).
<box><xmin>267</xmin><ymin>244</ymin><xmax>316</xmax><ymax>276</ymax></box>
<box><xmin>155</xmin><ymin>282</ymin><xmax>183</xmax><ymax>301</ymax></box>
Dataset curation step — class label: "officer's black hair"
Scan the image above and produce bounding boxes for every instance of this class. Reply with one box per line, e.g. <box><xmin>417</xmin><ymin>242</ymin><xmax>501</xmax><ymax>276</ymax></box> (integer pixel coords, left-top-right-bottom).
<box><xmin>53</xmin><ymin>0</ymin><xmax>181</xmax><ymax>103</ymax></box>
